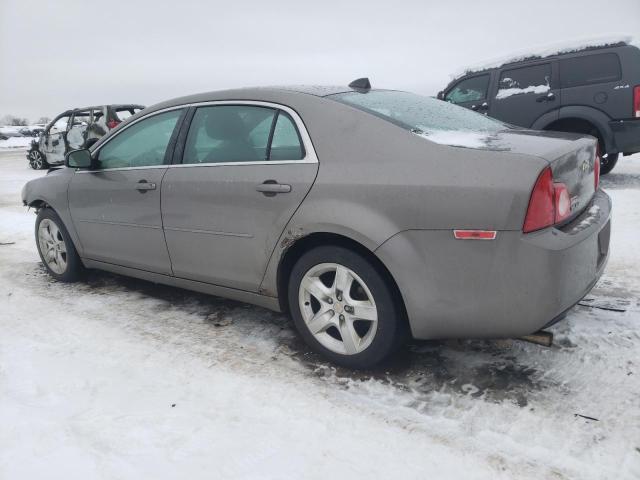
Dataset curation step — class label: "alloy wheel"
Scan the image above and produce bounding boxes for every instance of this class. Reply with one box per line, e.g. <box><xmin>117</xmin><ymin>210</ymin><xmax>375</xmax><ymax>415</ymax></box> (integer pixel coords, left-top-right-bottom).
<box><xmin>29</xmin><ymin>151</ymin><xmax>44</xmax><ymax>169</ymax></box>
<box><xmin>298</xmin><ymin>262</ymin><xmax>378</xmax><ymax>355</ymax></box>
<box><xmin>38</xmin><ymin>218</ymin><xmax>68</xmax><ymax>274</ymax></box>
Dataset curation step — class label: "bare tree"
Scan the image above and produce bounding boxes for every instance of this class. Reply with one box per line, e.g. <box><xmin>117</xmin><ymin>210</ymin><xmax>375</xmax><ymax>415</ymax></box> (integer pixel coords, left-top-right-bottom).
<box><xmin>0</xmin><ymin>115</ymin><xmax>29</xmax><ymax>126</ymax></box>
<box><xmin>36</xmin><ymin>116</ymin><xmax>51</xmax><ymax>125</ymax></box>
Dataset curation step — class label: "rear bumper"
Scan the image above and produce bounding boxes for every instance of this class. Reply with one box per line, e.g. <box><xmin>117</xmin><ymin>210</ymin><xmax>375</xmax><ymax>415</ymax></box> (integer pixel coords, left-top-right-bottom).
<box><xmin>375</xmin><ymin>190</ymin><xmax>612</xmax><ymax>340</ymax></box>
<box><xmin>609</xmin><ymin>118</ymin><xmax>640</xmax><ymax>154</ymax></box>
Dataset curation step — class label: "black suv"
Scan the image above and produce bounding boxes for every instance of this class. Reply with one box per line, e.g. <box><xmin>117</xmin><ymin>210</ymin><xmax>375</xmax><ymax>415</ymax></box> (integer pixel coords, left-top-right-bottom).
<box><xmin>440</xmin><ymin>39</ymin><xmax>640</xmax><ymax>174</ymax></box>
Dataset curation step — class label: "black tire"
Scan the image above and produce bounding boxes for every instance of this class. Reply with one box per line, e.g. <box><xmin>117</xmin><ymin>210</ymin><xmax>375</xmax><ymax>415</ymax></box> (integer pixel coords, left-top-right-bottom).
<box><xmin>28</xmin><ymin>150</ymin><xmax>48</xmax><ymax>170</ymax></box>
<box><xmin>288</xmin><ymin>245</ymin><xmax>407</xmax><ymax>369</ymax></box>
<box><xmin>35</xmin><ymin>208</ymin><xmax>84</xmax><ymax>282</ymax></box>
<box><xmin>599</xmin><ymin>152</ymin><xmax>618</xmax><ymax>175</ymax></box>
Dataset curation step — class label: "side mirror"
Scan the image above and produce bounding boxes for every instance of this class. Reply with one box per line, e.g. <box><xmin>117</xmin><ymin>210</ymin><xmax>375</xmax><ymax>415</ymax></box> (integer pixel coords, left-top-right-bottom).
<box><xmin>66</xmin><ymin>149</ymin><xmax>92</xmax><ymax>169</ymax></box>
<box><xmin>437</xmin><ymin>91</ymin><xmax>445</xmax><ymax>100</ymax></box>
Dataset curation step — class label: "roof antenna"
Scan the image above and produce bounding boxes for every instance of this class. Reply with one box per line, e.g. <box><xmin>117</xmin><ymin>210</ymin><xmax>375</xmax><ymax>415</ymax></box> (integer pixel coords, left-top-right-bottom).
<box><xmin>348</xmin><ymin>77</ymin><xmax>371</xmax><ymax>90</ymax></box>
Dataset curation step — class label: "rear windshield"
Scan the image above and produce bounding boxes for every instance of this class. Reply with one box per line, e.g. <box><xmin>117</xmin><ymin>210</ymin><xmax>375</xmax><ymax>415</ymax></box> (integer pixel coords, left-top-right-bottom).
<box><xmin>331</xmin><ymin>90</ymin><xmax>506</xmax><ymax>135</ymax></box>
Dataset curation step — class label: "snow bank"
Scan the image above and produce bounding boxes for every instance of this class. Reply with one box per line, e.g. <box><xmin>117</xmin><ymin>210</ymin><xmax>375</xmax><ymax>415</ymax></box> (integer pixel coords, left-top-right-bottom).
<box><xmin>452</xmin><ymin>34</ymin><xmax>638</xmax><ymax>80</ymax></box>
<box><xmin>496</xmin><ymin>83</ymin><xmax>550</xmax><ymax>100</ymax></box>
<box><xmin>0</xmin><ymin>136</ymin><xmax>32</xmax><ymax>149</ymax></box>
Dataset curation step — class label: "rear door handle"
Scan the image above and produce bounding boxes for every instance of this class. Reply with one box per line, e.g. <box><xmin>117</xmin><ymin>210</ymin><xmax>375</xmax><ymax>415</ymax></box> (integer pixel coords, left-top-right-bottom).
<box><xmin>256</xmin><ymin>180</ymin><xmax>291</xmax><ymax>196</ymax></box>
<box><xmin>135</xmin><ymin>179</ymin><xmax>156</xmax><ymax>192</ymax></box>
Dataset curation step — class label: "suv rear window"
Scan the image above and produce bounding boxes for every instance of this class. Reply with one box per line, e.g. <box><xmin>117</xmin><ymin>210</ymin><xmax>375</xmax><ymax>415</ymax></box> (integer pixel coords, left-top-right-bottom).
<box><xmin>332</xmin><ymin>90</ymin><xmax>505</xmax><ymax>134</ymax></box>
<box><xmin>560</xmin><ymin>53</ymin><xmax>621</xmax><ymax>88</ymax></box>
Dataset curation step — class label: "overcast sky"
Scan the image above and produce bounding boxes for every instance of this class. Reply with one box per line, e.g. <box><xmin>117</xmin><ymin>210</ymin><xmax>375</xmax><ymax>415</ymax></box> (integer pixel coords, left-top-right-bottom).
<box><xmin>1</xmin><ymin>0</ymin><xmax>639</xmax><ymax>121</ymax></box>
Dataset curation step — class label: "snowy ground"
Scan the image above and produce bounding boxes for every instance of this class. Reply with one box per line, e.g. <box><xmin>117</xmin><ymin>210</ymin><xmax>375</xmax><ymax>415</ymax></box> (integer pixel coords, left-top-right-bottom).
<box><xmin>1</xmin><ymin>149</ymin><xmax>639</xmax><ymax>479</ymax></box>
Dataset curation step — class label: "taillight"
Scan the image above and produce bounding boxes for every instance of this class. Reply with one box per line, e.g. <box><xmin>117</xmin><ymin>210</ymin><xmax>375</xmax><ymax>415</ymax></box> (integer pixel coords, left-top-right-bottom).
<box><xmin>594</xmin><ymin>145</ymin><xmax>601</xmax><ymax>190</ymax></box>
<box><xmin>523</xmin><ymin>166</ymin><xmax>571</xmax><ymax>233</ymax></box>
<box><xmin>107</xmin><ymin>119</ymin><xmax>120</xmax><ymax>129</ymax></box>
<box><xmin>634</xmin><ymin>85</ymin><xmax>640</xmax><ymax>118</ymax></box>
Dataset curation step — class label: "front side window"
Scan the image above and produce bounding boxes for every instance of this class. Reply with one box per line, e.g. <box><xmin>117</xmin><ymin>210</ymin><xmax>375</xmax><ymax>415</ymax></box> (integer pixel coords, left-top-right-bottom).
<box><xmin>96</xmin><ymin>109</ymin><xmax>182</xmax><ymax>169</ymax></box>
<box><xmin>560</xmin><ymin>53</ymin><xmax>621</xmax><ymax>88</ymax></box>
<box><xmin>183</xmin><ymin>105</ymin><xmax>305</xmax><ymax>164</ymax></box>
<box><xmin>497</xmin><ymin>63</ymin><xmax>552</xmax><ymax>99</ymax></box>
<box><xmin>445</xmin><ymin>75</ymin><xmax>490</xmax><ymax>104</ymax></box>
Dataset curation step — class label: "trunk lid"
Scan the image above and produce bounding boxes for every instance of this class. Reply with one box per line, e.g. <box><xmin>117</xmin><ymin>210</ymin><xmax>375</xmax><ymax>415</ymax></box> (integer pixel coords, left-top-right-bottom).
<box><xmin>424</xmin><ymin>128</ymin><xmax>598</xmax><ymax>221</ymax></box>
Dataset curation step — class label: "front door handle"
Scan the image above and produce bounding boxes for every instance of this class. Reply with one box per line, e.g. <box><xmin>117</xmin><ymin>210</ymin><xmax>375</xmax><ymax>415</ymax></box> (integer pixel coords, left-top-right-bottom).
<box><xmin>135</xmin><ymin>179</ymin><xmax>156</xmax><ymax>192</ymax></box>
<box><xmin>256</xmin><ymin>180</ymin><xmax>291</xmax><ymax>196</ymax></box>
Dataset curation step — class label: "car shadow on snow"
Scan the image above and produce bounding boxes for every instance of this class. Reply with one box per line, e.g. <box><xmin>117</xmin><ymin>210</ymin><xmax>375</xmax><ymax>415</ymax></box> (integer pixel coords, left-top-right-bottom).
<box><xmin>36</xmin><ymin>264</ymin><xmax>557</xmax><ymax>408</ymax></box>
<box><xmin>600</xmin><ymin>171</ymin><xmax>640</xmax><ymax>189</ymax></box>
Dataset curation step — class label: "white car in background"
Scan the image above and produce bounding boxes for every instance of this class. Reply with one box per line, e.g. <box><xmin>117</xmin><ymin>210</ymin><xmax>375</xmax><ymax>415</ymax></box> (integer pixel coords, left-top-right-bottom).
<box><xmin>26</xmin><ymin>104</ymin><xmax>144</xmax><ymax>169</ymax></box>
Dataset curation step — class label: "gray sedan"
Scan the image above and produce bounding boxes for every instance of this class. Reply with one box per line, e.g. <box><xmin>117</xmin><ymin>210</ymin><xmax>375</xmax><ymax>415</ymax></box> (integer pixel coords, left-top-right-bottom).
<box><xmin>22</xmin><ymin>82</ymin><xmax>611</xmax><ymax>368</ymax></box>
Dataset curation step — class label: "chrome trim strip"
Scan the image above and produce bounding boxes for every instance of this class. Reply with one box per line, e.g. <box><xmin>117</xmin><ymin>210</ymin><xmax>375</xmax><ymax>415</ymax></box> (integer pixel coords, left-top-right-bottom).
<box><xmin>77</xmin><ymin>219</ymin><xmax>161</xmax><ymax>229</ymax></box>
<box><xmin>164</xmin><ymin>226</ymin><xmax>252</xmax><ymax>238</ymax></box>
<box><xmin>82</xmin><ymin>100</ymin><xmax>318</xmax><ymax>173</ymax></box>
<box><xmin>77</xmin><ymin>165</ymin><xmax>168</xmax><ymax>173</ymax></box>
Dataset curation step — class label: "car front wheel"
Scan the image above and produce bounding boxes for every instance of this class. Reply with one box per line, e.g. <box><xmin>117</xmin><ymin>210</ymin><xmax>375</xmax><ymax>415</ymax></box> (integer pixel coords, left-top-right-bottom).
<box><xmin>28</xmin><ymin>150</ymin><xmax>47</xmax><ymax>170</ymax></box>
<box><xmin>288</xmin><ymin>245</ymin><xmax>406</xmax><ymax>369</ymax></box>
<box><xmin>35</xmin><ymin>208</ymin><xmax>83</xmax><ymax>282</ymax></box>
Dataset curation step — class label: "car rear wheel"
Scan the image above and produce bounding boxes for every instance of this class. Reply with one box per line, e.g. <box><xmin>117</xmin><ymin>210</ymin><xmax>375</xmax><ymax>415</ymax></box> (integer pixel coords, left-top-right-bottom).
<box><xmin>35</xmin><ymin>208</ymin><xmax>83</xmax><ymax>282</ymax></box>
<box><xmin>288</xmin><ymin>245</ymin><xmax>406</xmax><ymax>369</ymax></box>
<box><xmin>28</xmin><ymin>150</ymin><xmax>47</xmax><ymax>170</ymax></box>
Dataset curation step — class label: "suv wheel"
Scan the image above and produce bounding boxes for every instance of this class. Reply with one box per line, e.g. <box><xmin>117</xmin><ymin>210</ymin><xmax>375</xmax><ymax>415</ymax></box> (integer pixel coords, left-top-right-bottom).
<box><xmin>35</xmin><ymin>208</ymin><xmax>83</xmax><ymax>282</ymax></box>
<box><xmin>288</xmin><ymin>245</ymin><xmax>406</xmax><ymax>369</ymax></box>
<box><xmin>599</xmin><ymin>152</ymin><xmax>618</xmax><ymax>175</ymax></box>
<box><xmin>28</xmin><ymin>150</ymin><xmax>47</xmax><ymax>170</ymax></box>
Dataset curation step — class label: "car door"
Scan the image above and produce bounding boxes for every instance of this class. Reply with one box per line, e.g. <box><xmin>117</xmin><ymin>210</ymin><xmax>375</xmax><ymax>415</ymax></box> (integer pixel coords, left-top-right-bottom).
<box><xmin>444</xmin><ymin>73</ymin><xmax>493</xmax><ymax>114</ymax></box>
<box><xmin>489</xmin><ymin>61</ymin><xmax>560</xmax><ymax>128</ymax></box>
<box><xmin>161</xmin><ymin>102</ymin><xmax>319</xmax><ymax>292</ymax></box>
<box><xmin>43</xmin><ymin>113</ymin><xmax>71</xmax><ymax>164</ymax></box>
<box><xmin>68</xmin><ymin>108</ymin><xmax>185</xmax><ymax>274</ymax></box>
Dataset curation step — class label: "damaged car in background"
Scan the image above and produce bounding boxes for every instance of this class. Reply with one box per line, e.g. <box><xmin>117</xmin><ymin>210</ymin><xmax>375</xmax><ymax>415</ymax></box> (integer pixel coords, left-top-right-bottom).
<box><xmin>21</xmin><ymin>80</ymin><xmax>610</xmax><ymax>368</ymax></box>
<box><xmin>27</xmin><ymin>104</ymin><xmax>144</xmax><ymax>169</ymax></box>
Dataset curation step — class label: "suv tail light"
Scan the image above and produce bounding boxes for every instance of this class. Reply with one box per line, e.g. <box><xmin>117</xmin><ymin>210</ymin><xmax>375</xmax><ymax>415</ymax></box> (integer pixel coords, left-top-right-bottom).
<box><xmin>523</xmin><ymin>167</ymin><xmax>571</xmax><ymax>233</ymax></box>
<box><xmin>107</xmin><ymin>119</ymin><xmax>120</xmax><ymax>129</ymax></box>
<box><xmin>634</xmin><ymin>85</ymin><xmax>640</xmax><ymax>118</ymax></box>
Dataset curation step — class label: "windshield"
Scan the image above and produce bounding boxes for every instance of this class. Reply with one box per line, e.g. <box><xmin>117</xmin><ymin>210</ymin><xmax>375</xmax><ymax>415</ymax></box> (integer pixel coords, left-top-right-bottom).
<box><xmin>331</xmin><ymin>90</ymin><xmax>506</xmax><ymax>135</ymax></box>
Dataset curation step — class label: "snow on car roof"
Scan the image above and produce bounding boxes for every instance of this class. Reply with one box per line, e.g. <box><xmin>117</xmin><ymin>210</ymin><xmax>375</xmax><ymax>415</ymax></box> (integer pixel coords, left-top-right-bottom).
<box><xmin>451</xmin><ymin>34</ymin><xmax>639</xmax><ymax>81</ymax></box>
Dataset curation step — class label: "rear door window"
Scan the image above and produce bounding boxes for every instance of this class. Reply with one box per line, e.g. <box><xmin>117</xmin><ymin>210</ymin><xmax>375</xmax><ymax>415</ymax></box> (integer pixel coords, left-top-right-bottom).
<box><xmin>445</xmin><ymin>75</ymin><xmax>490</xmax><ymax>104</ymax></box>
<box><xmin>183</xmin><ymin>105</ymin><xmax>277</xmax><ymax>164</ymax></box>
<box><xmin>560</xmin><ymin>53</ymin><xmax>622</xmax><ymax>88</ymax></box>
<box><xmin>497</xmin><ymin>63</ymin><xmax>552</xmax><ymax>99</ymax></box>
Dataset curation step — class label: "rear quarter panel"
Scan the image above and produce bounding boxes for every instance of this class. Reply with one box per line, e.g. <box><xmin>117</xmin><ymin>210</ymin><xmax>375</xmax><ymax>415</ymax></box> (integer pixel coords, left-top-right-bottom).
<box><xmin>259</xmin><ymin>97</ymin><xmax>548</xmax><ymax>295</ymax></box>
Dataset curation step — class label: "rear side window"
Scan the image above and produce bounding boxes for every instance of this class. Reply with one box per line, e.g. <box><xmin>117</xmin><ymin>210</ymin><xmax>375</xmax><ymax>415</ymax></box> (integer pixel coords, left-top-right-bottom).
<box><xmin>497</xmin><ymin>63</ymin><xmax>551</xmax><ymax>99</ymax></box>
<box><xmin>445</xmin><ymin>75</ymin><xmax>490</xmax><ymax>104</ymax></box>
<box><xmin>560</xmin><ymin>53</ymin><xmax>621</xmax><ymax>88</ymax></box>
<box><xmin>269</xmin><ymin>113</ymin><xmax>304</xmax><ymax>160</ymax></box>
<box><xmin>183</xmin><ymin>105</ymin><xmax>276</xmax><ymax>164</ymax></box>
<box><xmin>182</xmin><ymin>105</ymin><xmax>305</xmax><ymax>164</ymax></box>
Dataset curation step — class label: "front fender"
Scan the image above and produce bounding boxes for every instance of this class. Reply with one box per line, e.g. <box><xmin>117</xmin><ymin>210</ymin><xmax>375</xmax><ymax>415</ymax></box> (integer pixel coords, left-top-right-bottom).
<box><xmin>22</xmin><ymin>170</ymin><xmax>84</xmax><ymax>256</ymax></box>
